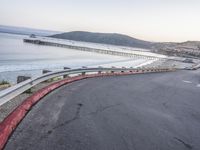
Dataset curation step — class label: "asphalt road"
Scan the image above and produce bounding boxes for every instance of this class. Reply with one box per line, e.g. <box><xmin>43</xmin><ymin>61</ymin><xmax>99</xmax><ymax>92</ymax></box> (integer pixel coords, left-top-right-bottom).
<box><xmin>5</xmin><ymin>70</ymin><xmax>200</xmax><ymax>150</ymax></box>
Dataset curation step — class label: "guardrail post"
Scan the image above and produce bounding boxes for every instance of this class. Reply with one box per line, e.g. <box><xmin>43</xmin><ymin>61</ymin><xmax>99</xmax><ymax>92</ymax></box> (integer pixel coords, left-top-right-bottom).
<box><xmin>111</xmin><ymin>66</ymin><xmax>115</xmax><ymax>73</ymax></box>
<box><xmin>17</xmin><ymin>76</ymin><xmax>32</xmax><ymax>93</ymax></box>
<box><xmin>42</xmin><ymin>69</ymin><xmax>52</xmax><ymax>74</ymax></box>
<box><xmin>82</xmin><ymin>66</ymin><xmax>87</xmax><ymax>75</ymax></box>
<box><xmin>129</xmin><ymin>67</ymin><xmax>133</xmax><ymax>73</ymax></box>
<box><xmin>137</xmin><ymin>67</ymin><xmax>141</xmax><ymax>73</ymax></box>
<box><xmin>98</xmin><ymin>66</ymin><xmax>102</xmax><ymax>74</ymax></box>
<box><xmin>17</xmin><ymin>76</ymin><xmax>31</xmax><ymax>84</ymax></box>
<box><xmin>42</xmin><ymin>70</ymin><xmax>53</xmax><ymax>82</ymax></box>
<box><xmin>63</xmin><ymin>67</ymin><xmax>71</xmax><ymax>78</ymax></box>
<box><xmin>121</xmin><ymin>67</ymin><xmax>126</xmax><ymax>73</ymax></box>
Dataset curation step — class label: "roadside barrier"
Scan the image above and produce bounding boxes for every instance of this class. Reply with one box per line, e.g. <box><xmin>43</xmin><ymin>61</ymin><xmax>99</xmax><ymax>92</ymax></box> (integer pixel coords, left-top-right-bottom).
<box><xmin>0</xmin><ymin>67</ymin><xmax>175</xmax><ymax>150</ymax></box>
<box><xmin>0</xmin><ymin>67</ymin><xmax>175</xmax><ymax>107</ymax></box>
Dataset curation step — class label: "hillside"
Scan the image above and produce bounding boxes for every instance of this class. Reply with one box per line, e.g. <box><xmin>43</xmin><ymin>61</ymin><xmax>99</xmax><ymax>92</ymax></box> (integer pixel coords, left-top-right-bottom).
<box><xmin>51</xmin><ymin>31</ymin><xmax>200</xmax><ymax>58</ymax></box>
<box><xmin>50</xmin><ymin>31</ymin><xmax>153</xmax><ymax>49</ymax></box>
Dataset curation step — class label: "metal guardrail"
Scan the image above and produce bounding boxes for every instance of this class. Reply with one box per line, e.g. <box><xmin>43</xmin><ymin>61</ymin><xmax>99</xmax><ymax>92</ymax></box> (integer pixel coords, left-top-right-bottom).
<box><xmin>0</xmin><ymin>67</ymin><xmax>174</xmax><ymax>106</ymax></box>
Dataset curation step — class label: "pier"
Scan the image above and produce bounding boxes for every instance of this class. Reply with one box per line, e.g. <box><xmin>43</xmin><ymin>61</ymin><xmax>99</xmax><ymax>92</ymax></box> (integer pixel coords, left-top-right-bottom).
<box><xmin>23</xmin><ymin>39</ymin><xmax>162</xmax><ymax>60</ymax></box>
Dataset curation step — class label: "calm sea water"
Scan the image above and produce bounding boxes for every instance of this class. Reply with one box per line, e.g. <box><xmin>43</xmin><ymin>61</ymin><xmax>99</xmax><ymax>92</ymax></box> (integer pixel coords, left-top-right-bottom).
<box><xmin>0</xmin><ymin>33</ymin><xmax>126</xmax><ymax>84</ymax></box>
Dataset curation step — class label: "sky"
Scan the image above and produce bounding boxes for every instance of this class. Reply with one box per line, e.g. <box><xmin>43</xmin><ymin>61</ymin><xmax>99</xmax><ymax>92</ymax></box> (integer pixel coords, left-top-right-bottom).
<box><xmin>0</xmin><ymin>0</ymin><xmax>200</xmax><ymax>42</ymax></box>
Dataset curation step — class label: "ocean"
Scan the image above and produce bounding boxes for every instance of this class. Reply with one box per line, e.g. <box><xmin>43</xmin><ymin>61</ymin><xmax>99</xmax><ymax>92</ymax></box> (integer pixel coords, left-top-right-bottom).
<box><xmin>0</xmin><ymin>33</ymin><xmax>127</xmax><ymax>84</ymax></box>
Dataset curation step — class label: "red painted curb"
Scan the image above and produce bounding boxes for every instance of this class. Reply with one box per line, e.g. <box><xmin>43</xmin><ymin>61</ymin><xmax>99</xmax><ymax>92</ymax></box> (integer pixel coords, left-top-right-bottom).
<box><xmin>0</xmin><ymin>72</ymin><xmax>139</xmax><ymax>149</ymax></box>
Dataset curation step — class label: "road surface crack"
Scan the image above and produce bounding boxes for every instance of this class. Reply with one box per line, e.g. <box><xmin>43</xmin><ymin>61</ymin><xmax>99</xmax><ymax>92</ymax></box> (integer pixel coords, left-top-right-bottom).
<box><xmin>88</xmin><ymin>103</ymin><xmax>121</xmax><ymax>116</ymax></box>
<box><xmin>174</xmin><ymin>137</ymin><xmax>193</xmax><ymax>149</ymax></box>
<box><xmin>39</xmin><ymin>103</ymin><xmax>121</xmax><ymax>140</ymax></box>
<box><xmin>52</xmin><ymin>103</ymin><xmax>83</xmax><ymax>130</ymax></box>
<box><xmin>38</xmin><ymin>103</ymin><xmax>83</xmax><ymax>141</ymax></box>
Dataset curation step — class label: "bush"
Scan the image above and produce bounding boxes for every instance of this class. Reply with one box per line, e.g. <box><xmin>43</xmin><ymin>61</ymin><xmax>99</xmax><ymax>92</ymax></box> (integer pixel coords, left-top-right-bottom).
<box><xmin>0</xmin><ymin>80</ymin><xmax>10</xmax><ymax>85</ymax></box>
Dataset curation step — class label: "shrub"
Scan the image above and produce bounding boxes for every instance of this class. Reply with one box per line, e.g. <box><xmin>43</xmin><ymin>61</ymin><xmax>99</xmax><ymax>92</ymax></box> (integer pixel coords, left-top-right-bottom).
<box><xmin>0</xmin><ymin>80</ymin><xmax>10</xmax><ymax>85</ymax></box>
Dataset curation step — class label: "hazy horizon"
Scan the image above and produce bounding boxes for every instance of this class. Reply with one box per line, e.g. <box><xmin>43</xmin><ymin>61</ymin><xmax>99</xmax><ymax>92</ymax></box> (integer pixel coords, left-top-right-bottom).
<box><xmin>1</xmin><ymin>0</ymin><xmax>200</xmax><ymax>42</ymax></box>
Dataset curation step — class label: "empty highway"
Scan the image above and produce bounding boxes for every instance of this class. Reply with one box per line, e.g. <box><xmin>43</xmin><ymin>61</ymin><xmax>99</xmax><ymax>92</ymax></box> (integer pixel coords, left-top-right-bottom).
<box><xmin>5</xmin><ymin>70</ymin><xmax>200</xmax><ymax>150</ymax></box>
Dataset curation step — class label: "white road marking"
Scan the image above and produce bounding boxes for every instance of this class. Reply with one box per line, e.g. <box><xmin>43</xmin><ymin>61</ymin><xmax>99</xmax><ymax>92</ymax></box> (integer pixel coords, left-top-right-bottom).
<box><xmin>196</xmin><ymin>84</ymin><xmax>200</xmax><ymax>88</ymax></box>
<box><xmin>182</xmin><ymin>80</ymin><xmax>192</xmax><ymax>84</ymax></box>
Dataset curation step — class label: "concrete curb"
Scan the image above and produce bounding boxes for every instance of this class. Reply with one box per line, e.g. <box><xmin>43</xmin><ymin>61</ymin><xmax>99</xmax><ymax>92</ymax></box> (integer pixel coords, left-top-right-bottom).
<box><xmin>0</xmin><ymin>72</ymin><xmax>140</xmax><ymax>150</ymax></box>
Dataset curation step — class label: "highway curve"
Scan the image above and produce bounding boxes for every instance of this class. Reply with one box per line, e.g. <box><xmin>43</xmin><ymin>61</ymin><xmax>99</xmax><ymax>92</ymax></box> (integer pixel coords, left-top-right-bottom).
<box><xmin>5</xmin><ymin>70</ymin><xmax>200</xmax><ymax>150</ymax></box>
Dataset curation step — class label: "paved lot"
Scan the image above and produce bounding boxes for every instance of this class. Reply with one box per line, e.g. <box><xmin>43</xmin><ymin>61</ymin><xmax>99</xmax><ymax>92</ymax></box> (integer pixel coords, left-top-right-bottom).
<box><xmin>5</xmin><ymin>70</ymin><xmax>200</xmax><ymax>150</ymax></box>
